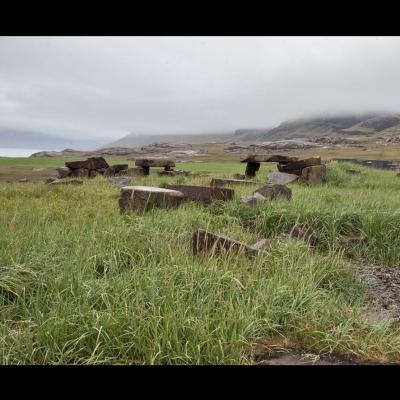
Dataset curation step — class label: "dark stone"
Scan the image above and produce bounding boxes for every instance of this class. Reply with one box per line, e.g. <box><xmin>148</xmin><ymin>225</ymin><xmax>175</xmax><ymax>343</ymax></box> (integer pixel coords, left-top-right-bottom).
<box><xmin>166</xmin><ymin>184</ymin><xmax>234</xmax><ymax>204</ymax></box>
<box><xmin>277</xmin><ymin>160</ymin><xmax>308</xmax><ymax>176</ymax></box>
<box><xmin>241</xmin><ymin>155</ymin><xmax>298</xmax><ymax>163</ymax></box>
<box><xmin>158</xmin><ymin>170</ymin><xmax>177</xmax><ymax>176</ymax></box>
<box><xmin>65</xmin><ymin>157</ymin><xmax>109</xmax><ymax>170</ymax></box>
<box><xmin>69</xmin><ymin>168</ymin><xmax>89</xmax><ymax>178</ymax></box>
<box><xmin>245</xmin><ymin>162</ymin><xmax>260</xmax><ymax>177</ymax></box>
<box><xmin>192</xmin><ymin>229</ymin><xmax>258</xmax><ymax>256</ymax></box>
<box><xmin>49</xmin><ymin>179</ymin><xmax>83</xmax><ymax>185</ymax></box>
<box><xmin>134</xmin><ymin>159</ymin><xmax>175</xmax><ymax>168</ymax></box>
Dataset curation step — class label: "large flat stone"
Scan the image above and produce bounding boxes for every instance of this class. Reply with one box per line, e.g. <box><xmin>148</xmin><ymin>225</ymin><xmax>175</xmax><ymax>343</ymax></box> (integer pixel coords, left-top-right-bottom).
<box><xmin>192</xmin><ymin>229</ymin><xmax>258</xmax><ymax>256</ymax></box>
<box><xmin>134</xmin><ymin>159</ymin><xmax>175</xmax><ymax>168</ymax></box>
<box><xmin>119</xmin><ymin>186</ymin><xmax>184</xmax><ymax>213</ymax></box>
<box><xmin>210</xmin><ymin>178</ymin><xmax>256</xmax><ymax>187</ymax></box>
<box><xmin>65</xmin><ymin>157</ymin><xmax>109</xmax><ymax>170</ymax></box>
<box><xmin>267</xmin><ymin>171</ymin><xmax>299</xmax><ymax>184</ymax></box>
<box><xmin>166</xmin><ymin>184</ymin><xmax>234</xmax><ymax>204</ymax></box>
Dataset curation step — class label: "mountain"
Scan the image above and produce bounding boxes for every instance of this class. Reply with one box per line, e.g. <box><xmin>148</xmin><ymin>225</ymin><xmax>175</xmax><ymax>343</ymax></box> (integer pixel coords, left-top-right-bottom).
<box><xmin>0</xmin><ymin>128</ymin><xmax>110</xmax><ymax>150</ymax></box>
<box><xmin>255</xmin><ymin>113</ymin><xmax>400</xmax><ymax>141</ymax></box>
<box><xmin>106</xmin><ymin>132</ymin><xmax>234</xmax><ymax>148</ymax></box>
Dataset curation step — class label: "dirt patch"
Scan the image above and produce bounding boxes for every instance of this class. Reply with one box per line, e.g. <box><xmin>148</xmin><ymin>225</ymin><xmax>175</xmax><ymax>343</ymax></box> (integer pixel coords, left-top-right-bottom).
<box><xmin>255</xmin><ymin>347</ymin><xmax>374</xmax><ymax>365</ymax></box>
<box><xmin>353</xmin><ymin>262</ymin><xmax>400</xmax><ymax>320</ymax></box>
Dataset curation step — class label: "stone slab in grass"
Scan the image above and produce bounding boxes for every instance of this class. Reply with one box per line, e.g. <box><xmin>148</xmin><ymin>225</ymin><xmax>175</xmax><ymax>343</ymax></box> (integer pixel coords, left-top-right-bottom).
<box><xmin>192</xmin><ymin>229</ymin><xmax>258</xmax><ymax>256</ymax></box>
<box><xmin>267</xmin><ymin>171</ymin><xmax>299</xmax><ymax>185</ymax></box>
<box><xmin>167</xmin><ymin>184</ymin><xmax>234</xmax><ymax>204</ymax></box>
<box><xmin>241</xmin><ymin>154</ymin><xmax>299</xmax><ymax>163</ymax></box>
<box><xmin>49</xmin><ymin>179</ymin><xmax>83</xmax><ymax>185</ymax></box>
<box><xmin>289</xmin><ymin>224</ymin><xmax>317</xmax><ymax>246</ymax></box>
<box><xmin>210</xmin><ymin>178</ymin><xmax>256</xmax><ymax>187</ymax></box>
<box><xmin>254</xmin><ymin>184</ymin><xmax>292</xmax><ymax>201</ymax></box>
<box><xmin>241</xmin><ymin>192</ymin><xmax>266</xmax><ymax>207</ymax></box>
<box><xmin>119</xmin><ymin>185</ymin><xmax>185</xmax><ymax>213</ymax></box>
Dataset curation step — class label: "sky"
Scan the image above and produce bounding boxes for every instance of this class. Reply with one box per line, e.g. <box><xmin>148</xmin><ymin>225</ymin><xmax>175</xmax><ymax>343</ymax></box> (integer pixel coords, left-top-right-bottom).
<box><xmin>1</xmin><ymin>36</ymin><xmax>400</xmax><ymax>140</ymax></box>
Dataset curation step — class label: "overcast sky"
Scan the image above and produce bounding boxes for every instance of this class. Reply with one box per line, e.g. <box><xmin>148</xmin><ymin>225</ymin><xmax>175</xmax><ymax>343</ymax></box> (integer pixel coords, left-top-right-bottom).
<box><xmin>1</xmin><ymin>36</ymin><xmax>400</xmax><ymax>140</ymax></box>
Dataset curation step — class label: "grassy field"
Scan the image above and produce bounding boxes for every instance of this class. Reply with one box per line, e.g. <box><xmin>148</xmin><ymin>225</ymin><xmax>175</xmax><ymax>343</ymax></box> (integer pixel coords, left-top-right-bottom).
<box><xmin>0</xmin><ymin>159</ymin><xmax>400</xmax><ymax>364</ymax></box>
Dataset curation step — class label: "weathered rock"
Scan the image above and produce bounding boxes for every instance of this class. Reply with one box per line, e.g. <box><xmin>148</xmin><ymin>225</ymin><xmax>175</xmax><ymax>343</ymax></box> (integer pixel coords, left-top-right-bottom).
<box><xmin>245</xmin><ymin>162</ymin><xmax>260</xmax><ymax>177</ymax></box>
<box><xmin>277</xmin><ymin>160</ymin><xmax>308</xmax><ymax>176</ymax></box>
<box><xmin>18</xmin><ymin>178</ymin><xmax>29</xmax><ymax>183</ymax></box>
<box><xmin>300</xmin><ymin>165</ymin><xmax>326</xmax><ymax>183</ymax></box>
<box><xmin>70</xmin><ymin>168</ymin><xmax>89</xmax><ymax>178</ymax></box>
<box><xmin>289</xmin><ymin>224</ymin><xmax>317</xmax><ymax>246</ymax></box>
<box><xmin>119</xmin><ymin>186</ymin><xmax>185</xmax><ymax>213</ymax></box>
<box><xmin>254</xmin><ymin>184</ymin><xmax>292</xmax><ymax>201</ymax></box>
<box><xmin>88</xmin><ymin>170</ymin><xmax>98</xmax><ymax>178</ymax></box>
<box><xmin>65</xmin><ymin>157</ymin><xmax>109</xmax><ymax>170</ymax></box>
<box><xmin>250</xmin><ymin>239</ymin><xmax>272</xmax><ymax>252</ymax></box>
<box><xmin>49</xmin><ymin>179</ymin><xmax>83</xmax><ymax>185</ymax></box>
<box><xmin>192</xmin><ymin>229</ymin><xmax>258</xmax><ymax>256</ymax></box>
<box><xmin>267</xmin><ymin>171</ymin><xmax>299</xmax><ymax>185</ymax></box>
<box><xmin>166</xmin><ymin>184</ymin><xmax>234</xmax><ymax>204</ymax></box>
<box><xmin>108</xmin><ymin>177</ymin><xmax>131</xmax><ymax>187</ymax></box>
<box><xmin>210</xmin><ymin>178</ymin><xmax>256</xmax><ymax>187</ymax></box>
<box><xmin>104</xmin><ymin>164</ymin><xmax>129</xmax><ymax>177</ymax></box>
<box><xmin>240</xmin><ymin>192</ymin><xmax>266</xmax><ymax>207</ymax></box>
<box><xmin>233</xmin><ymin>173</ymin><xmax>247</xmax><ymax>179</ymax></box>
<box><xmin>56</xmin><ymin>167</ymin><xmax>72</xmax><ymax>179</ymax></box>
<box><xmin>134</xmin><ymin>159</ymin><xmax>175</xmax><ymax>168</ymax></box>
<box><xmin>45</xmin><ymin>177</ymin><xmax>58</xmax><ymax>184</ymax></box>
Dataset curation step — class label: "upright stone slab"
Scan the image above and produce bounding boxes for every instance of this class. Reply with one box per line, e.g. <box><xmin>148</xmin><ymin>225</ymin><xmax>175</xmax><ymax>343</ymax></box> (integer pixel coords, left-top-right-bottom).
<box><xmin>245</xmin><ymin>162</ymin><xmax>260</xmax><ymax>177</ymax></box>
<box><xmin>300</xmin><ymin>165</ymin><xmax>326</xmax><ymax>183</ymax></box>
<box><xmin>119</xmin><ymin>186</ymin><xmax>185</xmax><ymax>213</ymax></box>
<box><xmin>210</xmin><ymin>178</ymin><xmax>256</xmax><ymax>187</ymax></box>
<box><xmin>192</xmin><ymin>229</ymin><xmax>258</xmax><ymax>256</ymax></box>
<box><xmin>167</xmin><ymin>184</ymin><xmax>234</xmax><ymax>204</ymax></box>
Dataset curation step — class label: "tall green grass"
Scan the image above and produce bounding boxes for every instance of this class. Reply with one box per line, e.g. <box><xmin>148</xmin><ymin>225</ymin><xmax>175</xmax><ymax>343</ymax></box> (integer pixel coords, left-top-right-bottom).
<box><xmin>0</xmin><ymin>161</ymin><xmax>399</xmax><ymax>364</ymax></box>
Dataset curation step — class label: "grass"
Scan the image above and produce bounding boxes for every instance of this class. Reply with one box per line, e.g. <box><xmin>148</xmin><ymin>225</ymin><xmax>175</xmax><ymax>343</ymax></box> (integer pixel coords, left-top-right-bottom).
<box><xmin>0</xmin><ymin>160</ymin><xmax>400</xmax><ymax>364</ymax></box>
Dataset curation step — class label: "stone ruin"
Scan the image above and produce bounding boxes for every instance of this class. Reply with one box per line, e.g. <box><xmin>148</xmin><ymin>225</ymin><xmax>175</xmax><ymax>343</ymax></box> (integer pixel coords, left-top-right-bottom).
<box><xmin>133</xmin><ymin>158</ymin><xmax>189</xmax><ymax>177</ymax></box>
<box><xmin>240</xmin><ymin>154</ymin><xmax>326</xmax><ymax>183</ymax></box>
<box><xmin>55</xmin><ymin>157</ymin><xmax>131</xmax><ymax>180</ymax></box>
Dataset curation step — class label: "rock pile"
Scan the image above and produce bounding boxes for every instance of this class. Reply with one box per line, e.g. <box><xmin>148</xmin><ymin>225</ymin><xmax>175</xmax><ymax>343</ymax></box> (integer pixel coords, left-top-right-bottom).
<box><xmin>55</xmin><ymin>157</ymin><xmax>131</xmax><ymax>179</ymax></box>
<box><xmin>240</xmin><ymin>154</ymin><xmax>326</xmax><ymax>183</ymax></box>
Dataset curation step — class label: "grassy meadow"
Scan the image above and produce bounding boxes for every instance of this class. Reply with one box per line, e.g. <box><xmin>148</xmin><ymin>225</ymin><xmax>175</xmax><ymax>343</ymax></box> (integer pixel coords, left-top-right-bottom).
<box><xmin>0</xmin><ymin>158</ymin><xmax>400</xmax><ymax>364</ymax></box>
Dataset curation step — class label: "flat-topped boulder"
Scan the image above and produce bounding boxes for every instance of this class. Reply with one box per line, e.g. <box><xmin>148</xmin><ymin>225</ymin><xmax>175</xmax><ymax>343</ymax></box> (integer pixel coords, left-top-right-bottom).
<box><xmin>277</xmin><ymin>160</ymin><xmax>308</xmax><ymax>175</ymax></box>
<box><xmin>65</xmin><ymin>157</ymin><xmax>109</xmax><ymax>170</ymax></box>
<box><xmin>192</xmin><ymin>229</ymin><xmax>258</xmax><ymax>256</ymax></box>
<box><xmin>210</xmin><ymin>178</ymin><xmax>256</xmax><ymax>187</ymax></box>
<box><xmin>134</xmin><ymin>159</ymin><xmax>175</xmax><ymax>168</ymax></box>
<box><xmin>167</xmin><ymin>184</ymin><xmax>234</xmax><ymax>204</ymax></box>
<box><xmin>119</xmin><ymin>186</ymin><xmax>185</xmax><ymax>213</ymax></box>
<box><xmin>267</xmin><ymin>171</ymin><xmax>299</xmax><ymax>184</ymax></box>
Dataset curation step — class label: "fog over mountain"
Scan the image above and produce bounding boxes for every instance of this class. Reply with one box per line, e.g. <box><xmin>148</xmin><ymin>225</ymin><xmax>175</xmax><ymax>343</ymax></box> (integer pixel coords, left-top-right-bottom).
<box><xmin>1</xmin><ymin>36</ymin><xmax>400</xmax><ymax>147</ymax></box>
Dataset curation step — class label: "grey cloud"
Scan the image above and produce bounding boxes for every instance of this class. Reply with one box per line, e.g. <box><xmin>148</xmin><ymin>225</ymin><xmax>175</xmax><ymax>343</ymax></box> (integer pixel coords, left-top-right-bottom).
<box><xmin>1</xmin><ymin>36</ymin><xmax>400</xmax><ymax>140</ymax></box>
